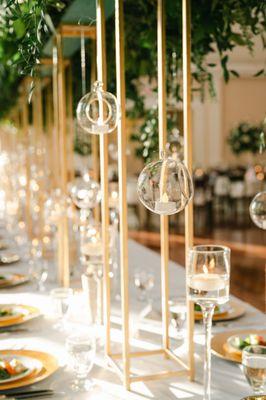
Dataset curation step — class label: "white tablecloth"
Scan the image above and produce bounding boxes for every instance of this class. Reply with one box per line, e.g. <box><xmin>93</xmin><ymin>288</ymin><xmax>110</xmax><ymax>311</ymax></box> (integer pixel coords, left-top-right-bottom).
<box><xmin>0</xmin><ymin>238</ymin><xmax>265</xmax><ymax>400</ymax></box>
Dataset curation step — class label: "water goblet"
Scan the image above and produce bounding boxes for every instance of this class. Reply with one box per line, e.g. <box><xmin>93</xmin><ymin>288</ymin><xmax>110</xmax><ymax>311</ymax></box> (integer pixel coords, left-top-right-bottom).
<box><xmin>242</xmin><ymin>345</ymin><xmax>266</xmax><ymax>395</ymax></box>
<box><xmin>50</xmin><ymin>287</ymin><xmax>73</xmax><ymax>331</ymax></box>
<box><xmin>29</xmin><ymin>260</ymin><xmax>48</xmax><ymax>291</ymax></box>
<box><xmin>134</xmin><ymin>271</ymin><xmax>155</xmax><ymax>302</ymax></box>
<box><xmin>187</xmin><ymin>245</ymin><xmax>230</xmax><ymax>400</ymax></box>
<box><xmin>169</xmin><ymin>297</ymin><xmax>187</xmax><ymax>339</ymax></box>
<box><xmin>66</xmin><ymin>332</ymin><xmax>96</xmax><ymax>392</ymax></box>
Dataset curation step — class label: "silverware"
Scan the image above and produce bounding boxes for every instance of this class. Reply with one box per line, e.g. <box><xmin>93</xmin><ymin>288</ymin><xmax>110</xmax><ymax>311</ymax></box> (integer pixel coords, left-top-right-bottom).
<box><xmin>0</xmin><ymin>390</ymin><xmax>55</xmax><ymax>399</ymax></box>
<box><xmin>0</xmin><ymin>328</ymin><xmax>29</xmax><ymax>334</ymax></box>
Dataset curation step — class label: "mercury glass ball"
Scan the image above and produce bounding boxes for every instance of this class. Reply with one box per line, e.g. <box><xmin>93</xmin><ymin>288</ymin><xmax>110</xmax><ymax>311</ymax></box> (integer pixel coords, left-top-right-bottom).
<box><xmin>249</xmin><ymin>191</ymin><xmax>266</xmax><ymax>229</ymax></box>
<box><xmin>76</xmin><ymin>81</ymin><xmax>119</xmax><ymax>135</ymax></box>
<box><xmin>137</xmin><ymin>156</ymin><xmax>194</xmax><ymax>215</ymax></box>
<box><xmin>69</xmin><ymin>177</ymin><xmax>101</xmax><ymax>209</ymax></box>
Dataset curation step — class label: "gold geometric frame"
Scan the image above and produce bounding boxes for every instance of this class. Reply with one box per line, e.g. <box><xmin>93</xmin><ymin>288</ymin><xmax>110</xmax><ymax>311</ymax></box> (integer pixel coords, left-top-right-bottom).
<box><xmin>95</xmin><ymin>0</ymin><xmax>195</xmax><ymax>390</ymax></box>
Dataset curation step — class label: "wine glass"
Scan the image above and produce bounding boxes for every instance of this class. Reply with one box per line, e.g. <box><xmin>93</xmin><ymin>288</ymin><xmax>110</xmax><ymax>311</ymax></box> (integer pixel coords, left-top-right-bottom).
<box><xmin>66</xmin><ymin>332</ymin><xmax>96</xmax><ymax>392</ymax></box>
<box><xmin>50</xmin><ymin>287</ymin><xmax>73</xmax><ymax>331</ymax></box>
<box><xmin>242</xmin><ymin>345</ymin><xmax>266</xmax><ymax>395</ymax></box>
<box><xmin>169</xmin><ymin>297</ymin><xmax>187</xmax><ymax>339</ymax></box>
<box><xmin>134</xmin><ymin>271</ymin><xmax>155</xmax><ymax>302</ymax></box>
<box><xmin>29</xmin><ymin>260</ymin><xmax>48</xmax><ymax>291</ymax></box>
<box><xmin>187</xmin><ymin>245</ymin><xmax>230</xmax><ymax>400</ymax></box>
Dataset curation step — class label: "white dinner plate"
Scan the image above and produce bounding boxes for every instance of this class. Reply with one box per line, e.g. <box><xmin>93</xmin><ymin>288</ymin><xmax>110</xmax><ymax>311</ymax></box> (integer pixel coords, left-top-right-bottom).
<box><xmin>0</xmin><ymin>304</ymin><xmax>29</xmax><ymax>322</ymax></box>
<box><xmin>0</xmin><ymin>354</ymin><xmax>43</xmax><ymax>384</ymax></box>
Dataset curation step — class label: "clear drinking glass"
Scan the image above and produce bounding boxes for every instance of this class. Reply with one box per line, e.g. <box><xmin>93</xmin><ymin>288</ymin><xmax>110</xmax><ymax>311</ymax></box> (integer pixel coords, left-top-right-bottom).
<box><xmin>50</xmin><ymin>287</ymin><xmax>73</xmax><ymax>331</ymax></box>
<box><xmin>134</xmin><ymin>271</ymin><xmax>155</xmax><ymax>302</ymax></box>
<box><xmin>242</xmin><ymin>345</ymin><xmax>266</xmax><ymax>395</ymax></box>
<box><xmin>187</xmin><ymin>245</ymin><xmax>230</xmax><ymax>400</ymax></box>
<box><xmin>169</xmin><ymin>297</ymin><xmax>187</xmax><ymax>339</ymax></box>
<box><xmin>66</xmin><ymin>333</ymin><xmax>96</xmax><ymax>392</ymax></box>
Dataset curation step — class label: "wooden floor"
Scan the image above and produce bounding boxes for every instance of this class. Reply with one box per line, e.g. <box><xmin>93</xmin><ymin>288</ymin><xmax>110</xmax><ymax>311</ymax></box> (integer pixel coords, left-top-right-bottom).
<box><xmin>129</xmin><ymin>229</ymin><xmax>266</xmax><ymax>312</ymax></box>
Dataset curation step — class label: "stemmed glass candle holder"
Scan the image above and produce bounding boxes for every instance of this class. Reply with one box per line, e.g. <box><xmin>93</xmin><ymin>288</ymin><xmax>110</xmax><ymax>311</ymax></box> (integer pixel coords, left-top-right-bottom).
<box><xmin>187</xmin><ymin>245</ymin><xmax>230</xmax><ymax>400</ymax></box>
<box><xmin>242</xmin><ymin>345</ymin><xmax>266</xmax><ymax>395</ymax></box>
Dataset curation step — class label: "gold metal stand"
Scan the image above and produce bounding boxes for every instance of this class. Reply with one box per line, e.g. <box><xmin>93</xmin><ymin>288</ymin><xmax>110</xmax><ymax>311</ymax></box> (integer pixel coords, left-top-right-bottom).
<box><xmin>96</xmin><ymin>0</ymin><xmax>111</xmax><ymax>357</ymax></box>
<box><xmin>104</xmin><ymin>0</ymin><xmax>195</xmax><ymax>390</ymax></box>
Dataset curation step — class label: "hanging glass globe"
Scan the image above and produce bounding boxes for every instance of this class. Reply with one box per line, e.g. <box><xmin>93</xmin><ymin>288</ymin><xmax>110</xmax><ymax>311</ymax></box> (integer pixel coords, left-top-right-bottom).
<box><xmin>76</xmin><ymin>81</ymin><xmax>119</xmax><ymax>135</ymax></box>
<box><xmin>249</xmin><ymin>191</ymin><xmax>266</xmax><ymax>229</ymax></box>
<box><xmin>69</xmin><ymin>176</ymin><xmax>101</xmax><ymax>210</ymax></box>
<box><xmin>137</xmin><ymin>153</ymin><xmax>193</xmax><ymax>215</ymax></box>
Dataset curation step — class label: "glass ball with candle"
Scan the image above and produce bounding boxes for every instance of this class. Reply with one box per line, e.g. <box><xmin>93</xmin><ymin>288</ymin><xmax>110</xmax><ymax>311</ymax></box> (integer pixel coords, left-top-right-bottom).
<box><xmin>188</xmin><ymin>245</ymin><xmax>230</xmax><ymax>400</ymax></box>
<box><xmin>69</xmin><ymin>176</ymin><xmax>101</xmax><ymax>210</ymax></box>
<box><xmin>249</xmin><ymin>191</ymin><xmax>266</xmax><ymax>230</ymax></box>
<box><xmin>76</xmin><ymin>81</ymin><xmax>119</xmax><ymax>135</ymax></box>
<box><xmin>137</xmin><ymin>152</ymin><xmax>193</xmax><ymax>215</ymax></box>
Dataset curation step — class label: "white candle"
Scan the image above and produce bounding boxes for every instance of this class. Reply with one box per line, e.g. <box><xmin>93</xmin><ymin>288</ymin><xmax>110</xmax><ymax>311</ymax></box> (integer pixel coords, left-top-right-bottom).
<box><xmin>81</xmin><ymin>242</ymin><xmax>102</xmax><ymax>256</ymax></box>
<box><xmin>155</xmin><ymin>192</ymin><xmax>176</xmax><ymax>214</ymax></box>
<box><xmin>189</xmin><ymin>273</ymin><xmax>225</xmax><ymax>291</ymax></box>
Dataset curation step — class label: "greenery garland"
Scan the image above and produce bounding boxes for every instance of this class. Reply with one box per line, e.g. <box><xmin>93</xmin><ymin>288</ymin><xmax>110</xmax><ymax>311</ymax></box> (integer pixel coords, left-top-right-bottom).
<box><xmin>0</xmin><ymin>0</ymin><xmax>265</xmax><ymax>124</ymax></box>
<box><xmin>228</xmin><ymin>122</ymin><xmax>265</xmax><ymax>155</ymax></box>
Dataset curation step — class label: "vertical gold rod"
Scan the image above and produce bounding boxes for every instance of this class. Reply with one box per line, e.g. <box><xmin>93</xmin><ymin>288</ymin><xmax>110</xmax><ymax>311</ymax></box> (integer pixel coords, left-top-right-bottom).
<box><xmin>182</xmin><ymin>0</ymin><xmax>195</xmax><ymax>380</ymax></box>
<box><xmin>56</xmin><ymin>31</ymin><xmax>70</xmax><ymax>288</ymax></box>
<box><xmin>115</xmin><ymin>0</ymin><xmax>130</xmax><ymax>390</ymax></box>
<box><xmin>90</xmin><ymin>38</ymin><xmax>100</xmax><ymax>222</ymax></box>
<box><xmin>96</xmin><ymin>0</ymin><xmax>110</xmax><ymax>354</ymax></box>
<box><xmin>157</xmin><ymin>0</ymin><xmax>170</xmax><ymax>352</ymax></box>
<box><xmin>21</xmin><ymin>81</ymin><xmax>32</xmax><ymax>239</ymax></box>
<box><xmin>52</xmin><ymin>43</ymin><xmax>60</xmax><ymax>189</ymax></box>
<box><xmin>46</xmin><ymin>83</ymin><xmax>53</xmax><ymax>192</ymax></box>
<box><xmin>66</xmin><ymin>64</ymin><xmax>75</xmax><ymax>182</ymax></box>
<box><xmin>32</xmin><ymin>77</ymin><xmax>44</xmax><ymax>243</ymax></box>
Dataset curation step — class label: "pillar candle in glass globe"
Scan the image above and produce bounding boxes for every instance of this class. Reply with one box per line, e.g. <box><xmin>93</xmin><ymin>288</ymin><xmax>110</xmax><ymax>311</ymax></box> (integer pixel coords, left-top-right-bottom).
<box><xmin>249</xmin><ymin>191</ymin><xmax>266</xmax><ymax>229</ymax></box>
<box><xmin>137</xmin><ymin>153</ymin><xmax>193</xmax><ymax>215</ymax></box>
<box><xmin>76</xmin><ymin>81</ymin><xmax>119</xmax><ymax>135</ymax></box>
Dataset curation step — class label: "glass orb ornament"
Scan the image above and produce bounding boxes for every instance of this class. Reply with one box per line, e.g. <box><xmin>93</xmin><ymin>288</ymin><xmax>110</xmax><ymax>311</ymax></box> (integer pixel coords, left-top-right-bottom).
<box><xmin>76</xmin><ymin>81</ymin><xmax>119</xmax><ymax>135</ymax></box>
<box><xmin>137</xmin><ymin>153</ymin><xmax>193</xmax><ymax>215</ymax></box>
<box><xmin>69</xmin><ymin>176</ymin><xmax>101</xmax><ymax>210</ymax></box>
<box><xmin>249</xmin><ymin>191</ymin><xmax>266</xmax><ymax>229</ymax></box>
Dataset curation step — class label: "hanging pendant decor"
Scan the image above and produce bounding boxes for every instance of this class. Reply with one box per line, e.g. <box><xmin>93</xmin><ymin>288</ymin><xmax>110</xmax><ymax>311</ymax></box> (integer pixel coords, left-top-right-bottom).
<box><xmin>249</xmin><ymin>190</ymin><xmax>266</xmax><ymax>229</ymax></box>
<box><xmin>137</xmin><ymin>152</ymin><xmax>193</xmax><ymax>215</ymax></box>
<box><xmin>76</xmin><ymin>81</ymin><xmax>119</xmax><ymax>135</ymax></box>
<box><xmin>69</xmin><ymin>176</ymin><xmax>101</xmax><ymax>210</ymax></box>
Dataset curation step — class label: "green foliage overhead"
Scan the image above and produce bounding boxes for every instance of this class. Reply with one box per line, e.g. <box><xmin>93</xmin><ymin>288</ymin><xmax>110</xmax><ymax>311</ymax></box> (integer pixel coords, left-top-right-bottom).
<box><xmin>0</xmin><ymin>0</ymin><xmax>265</xmax><ymax>121</ymax></box>
<box><xmin>228</xmin><ymin>122</ymin><xmax>265</xmax><ymax>155</ymax></box>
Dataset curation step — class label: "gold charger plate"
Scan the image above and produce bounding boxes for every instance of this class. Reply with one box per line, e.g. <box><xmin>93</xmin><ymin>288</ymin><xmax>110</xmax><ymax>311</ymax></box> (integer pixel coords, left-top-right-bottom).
<box><xmin>0</xmin><ymin>274</ymin><xmax>29</xmax><ymax>289</ymax></box>
<box><xmin>0</xmin><ymin>304</ymin><xmax>40</xmax><ymax>328</ymax></box>
<box><xmin>0</xmin><ymin>350</ymin><xmax>59</xmax><ymax>390</ymax></box>
<box><xmin>195</xmin><ymin>300</ymin><xmax>245</xmax><ymax>322</ymax></box>
<box><xmin>211</xmin><ymin>329</ymin><xmax>266</xmax><ymax>363</ymax></box>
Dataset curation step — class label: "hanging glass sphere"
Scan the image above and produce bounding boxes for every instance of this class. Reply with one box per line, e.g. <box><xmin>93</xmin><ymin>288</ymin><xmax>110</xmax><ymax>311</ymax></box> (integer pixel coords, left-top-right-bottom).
<box><xmin>69</xmin><ymin>176</ymin><xmax>101</xmax><ymax>209</ymax></box>
<box><xmin>76</xmin><ymin>81</ymin><xmax>119</xmax><ymax>135</ymax></box>
<box><xmin>249</xmin><ymin>191</ymin><xmax>266</xmax><ymax>230</ymax></box>
<box><xmin>137</xmin><ymin>153</ymin><xmax>193</xmax><ymax>215</ymax></box>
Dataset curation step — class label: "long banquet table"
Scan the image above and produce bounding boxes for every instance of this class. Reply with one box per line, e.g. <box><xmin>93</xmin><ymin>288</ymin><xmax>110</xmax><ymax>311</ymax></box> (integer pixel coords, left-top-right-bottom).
<box><xmin>0</xmin><ymin>238</ymin><xmax>265</xmax><ymax>400</ymax></box>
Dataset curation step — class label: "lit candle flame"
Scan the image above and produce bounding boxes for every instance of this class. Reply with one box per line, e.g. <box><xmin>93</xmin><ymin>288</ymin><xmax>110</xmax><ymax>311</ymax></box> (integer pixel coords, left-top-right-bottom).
<box><xmin>203</xmin><ymin>264</ymin><xmax>208</xmax><ymax>274</ymax></box>
<box><xmin>162</xmin><ymin>192</ymin><xmax>169</xmax><ymax>203</ymax></box>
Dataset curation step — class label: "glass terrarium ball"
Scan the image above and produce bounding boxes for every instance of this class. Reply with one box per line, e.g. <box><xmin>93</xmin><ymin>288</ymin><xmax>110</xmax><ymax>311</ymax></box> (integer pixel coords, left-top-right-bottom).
<box><xmin>69</xmin><ymin>177</ymin><xmax>101</xmax><ymax>209</ymax></box>
<box><xmin>249</xmin><ymin>191</ymin><xmax>266</xmax><ymax>229</ymax></box>
<box><xmin>76</xmin><ymin>81</ymin><xmax>119</xmax><ymax>135</ymax></box>
<box><xmin>137</xmin><ymin>156</ymin><xmax>194</xmax><ymax>215</ymax></box>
